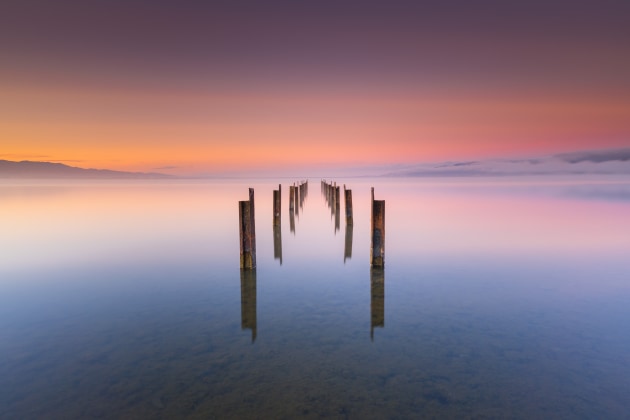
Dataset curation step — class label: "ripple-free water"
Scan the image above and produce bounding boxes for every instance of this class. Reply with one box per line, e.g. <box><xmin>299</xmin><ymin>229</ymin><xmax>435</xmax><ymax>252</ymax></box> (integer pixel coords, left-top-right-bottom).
<box><xmin>1</xmin><ymin>177</ymin><xmax>629</xmax><ymax>418</ymax></box>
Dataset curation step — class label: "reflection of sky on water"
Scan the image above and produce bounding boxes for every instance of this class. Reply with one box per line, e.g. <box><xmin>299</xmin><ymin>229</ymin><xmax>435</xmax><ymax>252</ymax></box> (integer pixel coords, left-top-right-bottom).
<box><xmin>0</xmin><ymin>177</ymin><xmax>629</xmax><ymax>418</ymax></box>
<box><xmin>558</xmin><ymin>183</ymin><xmax>630</xmax><ymax>202</ymax></box>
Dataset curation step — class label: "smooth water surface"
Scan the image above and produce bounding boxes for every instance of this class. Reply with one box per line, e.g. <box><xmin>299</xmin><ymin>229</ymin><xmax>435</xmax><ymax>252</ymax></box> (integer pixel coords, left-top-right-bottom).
<box><xmin>1</xmin><ymin>177</ymin><xmax>629</xmax><ymax>418</ymax></box>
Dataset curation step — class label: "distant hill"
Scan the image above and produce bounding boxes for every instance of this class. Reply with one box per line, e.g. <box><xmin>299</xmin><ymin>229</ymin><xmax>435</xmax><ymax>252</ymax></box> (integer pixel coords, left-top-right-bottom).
<box><xmin>0</xmin><ymin>160</ymin><xmax>173</xmax><ymax>179</ymax></box>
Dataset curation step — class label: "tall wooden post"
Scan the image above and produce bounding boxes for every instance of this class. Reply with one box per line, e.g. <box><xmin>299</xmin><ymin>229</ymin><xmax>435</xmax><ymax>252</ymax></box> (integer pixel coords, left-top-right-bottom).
<box><xmin>370</xmin><ymin>187</ymin><xmax>385</xmax><ymax>267</ymax></box>
<box><xmin>344</xmin><ymin>188</ymin><xmax>353</xmax><ymax>225</ymax></box>
<box><xmin>273</xmin><ymin>189</ymin><xmax>281</xmax><ymax>226</ymax></box>
<box><xmin>334</xmin><ymin>186</ymin><xmax>340</xmax><ymax>233</ymax></box>
<box><xmin>299</xmin><ymin>183</ymin><xmax>303</xmax><ymax>209</ymax></box>
<box><xmin>289</xmin><ymin>186</ymin><xmax>295</xmax><ymax>212</ymax></box>
<box><xmin>239</xmin><ymin>188</ymin><xmax>256</xmax><ymax>269</ymax></box>
<box><xmin>294</xmin><ymin>183</ymin><xmax>299</xmax><ymax>216</ymax></box>
<box><xmin>326</xmin><ymin>184</ymin><xmax>333</xmax><ymax>207</ymax></box>
<box><xmin>239</xmin><ymin>201</ymin><xmax>254</xmax><ymax>269</ymax></box>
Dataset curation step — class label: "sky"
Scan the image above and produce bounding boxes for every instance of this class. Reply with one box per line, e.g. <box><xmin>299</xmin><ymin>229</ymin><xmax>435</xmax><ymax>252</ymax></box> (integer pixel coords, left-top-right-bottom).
<box><xmin>1</xmin><ymin>0</ymin><xmax>629</xmax><ymax>176</ymax></box>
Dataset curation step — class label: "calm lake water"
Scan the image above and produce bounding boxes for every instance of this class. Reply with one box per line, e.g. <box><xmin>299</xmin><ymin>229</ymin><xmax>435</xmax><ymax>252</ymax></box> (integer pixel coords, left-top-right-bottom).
<box><xmin>1</xmin><ymin>177</ymin><xmax>629</xmax><ymax>419</ymax></box>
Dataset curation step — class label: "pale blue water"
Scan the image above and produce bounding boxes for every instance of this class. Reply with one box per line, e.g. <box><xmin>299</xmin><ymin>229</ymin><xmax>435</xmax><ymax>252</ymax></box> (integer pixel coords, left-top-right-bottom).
<box><xmin>1</xmin><ymin>177</ymin><xmax>629</xmax><ymax>418</ymax></box>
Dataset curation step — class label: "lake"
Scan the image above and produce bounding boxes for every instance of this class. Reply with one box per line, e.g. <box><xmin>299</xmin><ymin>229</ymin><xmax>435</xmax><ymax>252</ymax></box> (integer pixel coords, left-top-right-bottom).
<box><xmin>1</xmin><ymin>177</ymin><xmax>629</xmax><ymax>418</ymax></box>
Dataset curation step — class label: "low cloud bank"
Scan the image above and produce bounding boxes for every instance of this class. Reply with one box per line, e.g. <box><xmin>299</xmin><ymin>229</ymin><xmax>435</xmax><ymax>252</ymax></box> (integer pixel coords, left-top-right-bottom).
<box><xmin>386</xmin><ymin>147</ymin><xmax>630</xmax><ymax>177</ymax></box>
<box><xmin>555</xmin><ymin>148</ymin><xmax>630</xmax><ymax>164</ymax></box>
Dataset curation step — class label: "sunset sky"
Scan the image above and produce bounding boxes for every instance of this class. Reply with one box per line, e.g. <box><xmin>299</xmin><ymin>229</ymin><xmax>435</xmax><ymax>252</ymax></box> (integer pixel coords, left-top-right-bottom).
<box><xmin>1</xmin><ymin>0</ymin><xmax>629</xmax><ymax>176</ymax></box>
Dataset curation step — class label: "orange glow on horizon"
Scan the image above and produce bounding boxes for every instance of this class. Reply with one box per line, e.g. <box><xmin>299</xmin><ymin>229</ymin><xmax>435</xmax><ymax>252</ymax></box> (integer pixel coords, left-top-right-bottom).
<box><xmin>2</xmin><ymin>83</ymin><xmax>629</xmax><ymax>174</ymax></box>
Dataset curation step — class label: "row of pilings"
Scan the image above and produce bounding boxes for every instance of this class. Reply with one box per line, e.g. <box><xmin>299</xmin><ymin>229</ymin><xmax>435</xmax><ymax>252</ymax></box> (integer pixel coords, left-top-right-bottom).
<box><xmin>241</xmin><ymin>181</ymin><xmax>308</xmax><ymax>269</ymax></box>
<box><xmin>320</xmin><ymin>180</ymin><xmax>384</xmax><ymax>267</ymax></box>
<box><xmin>240</xmin><ymin>180</ymin><xmax>383</xmax><ymax>269</ymax></box>
<box><xmin>239</xmin><ymin>180</ymin><xmax>384</xmax><ymax>341</ymax></box>
<box><xmin>321</xmin><ymin>180</ymin><xmax>341</xmax><ymax>232</ymax></box>
<box><xmin>289</xmin><ymin>180</ymin><xmax>308</xmax><ymax>234</ymax></box>
<box><xmin>321</xmin><ymin>180</ymin><xmax>355</xmax><ymax>227</ymax></box>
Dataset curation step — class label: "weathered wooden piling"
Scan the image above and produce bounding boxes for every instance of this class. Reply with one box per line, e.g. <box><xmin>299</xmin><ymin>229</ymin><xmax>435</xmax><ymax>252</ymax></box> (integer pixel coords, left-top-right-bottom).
<box><xmin>370</xmin><ymin>268</ymin><xmax>385</xmax><ymax>340</ymax></box>
<box><xmin>273</xmin><ymin>189</ymin><xmax>281</xmax><ymax>227</ymax></box>
<box><xmin>249</xmin><ymin>188</ymin><xmax>256</xmax><ymax>258</ymax></box>
<box><xmin>344</xmin><ymin>187</ymin><xmax>353</xmax><ymax>226</ymax></box>
<box><xmin>294</xmin><ymin>183</ymin><xmax>299</xmax><ymax>216</ymax></box>
<box><xmin>370</xmin><ymin>187</ymin><xmax>385</xmax><ymax>267</ymax></box>
<box><xmin>329</xmin><ymin>182</ymin><xmax>333</xmax><ymax>207</ymax></box>
<box><xmin>301</xmin><ymin>180</ymin><xmax>308</xmax><ymax>207</ymax></box>
<box><xmin>289</xmin><ymin>185</ymin><xmax>295</xmax><ymax>212</ymax></box>
<box><xmin>239</xmin><ymin>188</ymin><xmax>256</xmax><ymax>269</ymax></box>
<box><xmin>240</xmin><ymin>269</ymin><xmax>257</xmax><ymax>342</ymax></box>
<box><xmin>334</xmin><ymin>186</ymin><xmax>340</xmax><ymax>233</ymax></box>
<box><xmin>326</xmin><ymin>184</ymin><xmax>333</xmax><ymax>207</ymax></box>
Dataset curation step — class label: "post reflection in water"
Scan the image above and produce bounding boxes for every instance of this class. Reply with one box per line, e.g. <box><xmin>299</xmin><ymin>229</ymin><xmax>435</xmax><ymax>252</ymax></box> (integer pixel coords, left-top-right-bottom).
<box><xmin>322</xmin><ymin>180</ymin><xmax>342</xmax><ymax>234</ymax></box>
<box><xmin>344</xmin><ymin>224</ymin><xmax>353</xmax><ymax>262</ymax></box>
<box><xmin>370</xmin><ymin>268</ymin><xmax>385</xmax><ymax>340</ymax></box>
<box><xmin>289</xmin><ymin>208</ymin><xmax>295</xmax><ymax>234</ymax></box>
<box><xmin>294</xmin><ymin>183</ymin><xmax>299</xmax><ymax>217</ymax></box>
<box><xmin>240</xmin><ymin>269</ymin><xmax>257</xmax><ymax>342</ymax></box>
<box><xmin>273</xmin><ymin>225</ymin><xmax>282</xmax><ymax>264</ymax></box>
<box><xmin>334</xmin><ymin>192</ymin><xmax>340</xmax><ymax>234</ymax></box>
<box><xmin>287</xmin><ymin>181</ymin><xmax>308</xmax><ymax>235</ymax></box>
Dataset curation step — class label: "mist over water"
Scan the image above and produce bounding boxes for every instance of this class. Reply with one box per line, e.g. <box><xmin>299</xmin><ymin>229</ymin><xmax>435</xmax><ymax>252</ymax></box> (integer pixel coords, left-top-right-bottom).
<box><xmin>1</xmin><ymin>177</ymin><xmax>629</xmax><ymax>418</ymax></box>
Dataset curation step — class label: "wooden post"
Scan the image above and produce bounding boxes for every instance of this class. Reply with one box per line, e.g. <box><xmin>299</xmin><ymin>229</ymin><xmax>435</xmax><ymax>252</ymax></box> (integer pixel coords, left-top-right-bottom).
<box><xmin>239</xmin><ymin>201</ymin><xmax>254</xmax><ymax>269</ymax></box>
<box><xmin>370</xmin><ymin>187</ymin><xmax>385</xmax><ymax>267</ymax></box>
<box><xmin>344</xmin><ymin>188</ymin><xmax>353</xmax><ymax>225</ymax></box>
<box><xmin>326</xmin><ymin>184</ymin><xmax>333</xmax><ymax>207</ymax></box>
<box><xmin>273</xmin><ymin>189</ymin><xmax>281</xmax><ymax>226</ymax></box>
<box><xmin>289</xmin><ymin>186</ymin><xmax>295</xmax><ymax>212</ymax></box>
<box><xmin>249</xmin><ymin>188</ymin><xmax>256</xmax><ymax>267</ymax></box>
<box><xmin>239</xmin><ymin>188</ymin><xmax>256</xmax><ymax>269</ymax></box>
<box><xmin>294</xmin><ymin>183</ymin><xmax>299</xmax><ymax>216</ymax></box>
<box><xmin>370</xmin><ymin>268</ymin><xmax>385</xmax><ymax>340</ymax></box>
<box><xmin>334</xmin><ymin>186</ymin><xmax>340</xmax><ymax>233</ymax></box>
<box><xmin>240</xmin><ymin>269</ymin><xmax>257</xmax><ymax>342</ymax></box>
<box><xmin>330</xmin><ymin>183</ymin><xmax>334</xmax><ymax>208</ymax></box>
